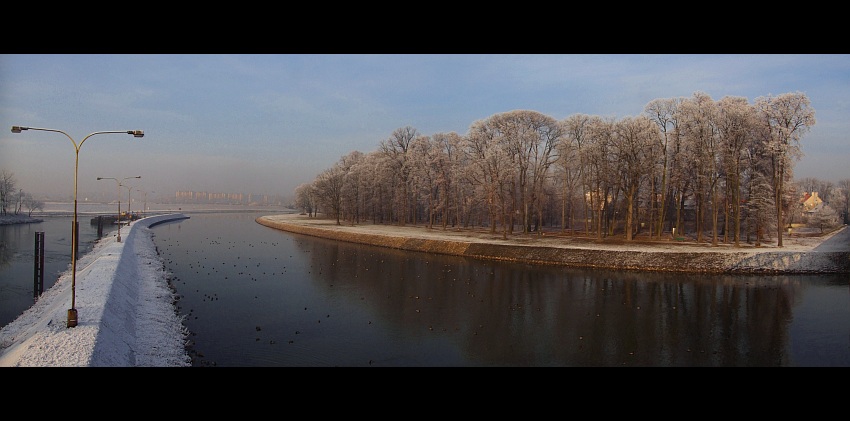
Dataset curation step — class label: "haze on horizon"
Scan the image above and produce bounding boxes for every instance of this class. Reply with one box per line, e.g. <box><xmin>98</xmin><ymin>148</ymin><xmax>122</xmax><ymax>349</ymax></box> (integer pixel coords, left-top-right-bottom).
<box><xmin>1</xmin><ymin>54</ymin><xmax>847</xmax><ymax>202</ymax></box>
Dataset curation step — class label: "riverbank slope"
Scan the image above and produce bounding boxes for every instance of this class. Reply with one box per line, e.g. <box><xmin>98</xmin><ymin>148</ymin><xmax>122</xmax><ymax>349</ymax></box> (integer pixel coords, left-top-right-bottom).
<box><xmin>257</xmin><ymin>214</ymin><xmax>850</xmax><ymax>274</ymax></box>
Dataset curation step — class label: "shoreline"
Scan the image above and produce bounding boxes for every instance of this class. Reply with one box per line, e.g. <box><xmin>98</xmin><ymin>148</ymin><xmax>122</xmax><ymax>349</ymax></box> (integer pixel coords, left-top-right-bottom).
<box><xmin>256</xmin><ymin>214</ymin><xmax>850</xmax><ymax>274</ymax></box>
<box><xmin>0</xmin><ymin>214</ymin><xmax>43</xmax><ymax>225</ymax></box>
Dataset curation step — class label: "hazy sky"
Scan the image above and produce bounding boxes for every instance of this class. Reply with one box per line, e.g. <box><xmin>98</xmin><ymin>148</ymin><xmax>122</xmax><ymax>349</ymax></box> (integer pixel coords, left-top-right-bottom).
<box><xmin>1</xmin><ymin>54</ymin><xmax>847</xmax><ymax>201</ymax></box>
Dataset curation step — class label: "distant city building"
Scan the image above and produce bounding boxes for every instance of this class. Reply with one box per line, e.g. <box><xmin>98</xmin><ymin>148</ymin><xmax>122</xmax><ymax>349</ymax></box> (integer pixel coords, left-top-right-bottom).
<box><xmin>174</xmin><ymin>191</ymin><xmax>287</xmax><ymax>206</ymax></box>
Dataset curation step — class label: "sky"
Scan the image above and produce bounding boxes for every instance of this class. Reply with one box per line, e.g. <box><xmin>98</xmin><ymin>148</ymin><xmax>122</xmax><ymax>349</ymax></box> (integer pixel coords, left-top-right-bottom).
<box><xmin>1</xmin><ymin>54</ymin><xmax>848</xmax><ymax>202</ymax></box>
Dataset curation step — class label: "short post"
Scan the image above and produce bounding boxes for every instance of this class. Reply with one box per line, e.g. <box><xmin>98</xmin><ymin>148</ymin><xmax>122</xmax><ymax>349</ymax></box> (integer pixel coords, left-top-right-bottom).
<box><xmin>34</xmin><ymin>231</ymin><xmax>45</xmax><ymax>300</ymax></box>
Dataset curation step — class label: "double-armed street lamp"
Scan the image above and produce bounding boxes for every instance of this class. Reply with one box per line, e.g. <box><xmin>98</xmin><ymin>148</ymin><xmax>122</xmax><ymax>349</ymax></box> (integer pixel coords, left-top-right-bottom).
<box><xmin>97</xmin><ymin>176</ymin><xmax>141</xmax><ymax>242</ymax></box>
<box><xmin>11</xmin><ymin>126</ymin><xmax>143</xmax><ymax>328</ymax></box>
<box><xmin>122</xmin><ymin>183</ymin><xmax>139</xmax><ymax>226</ymax></box>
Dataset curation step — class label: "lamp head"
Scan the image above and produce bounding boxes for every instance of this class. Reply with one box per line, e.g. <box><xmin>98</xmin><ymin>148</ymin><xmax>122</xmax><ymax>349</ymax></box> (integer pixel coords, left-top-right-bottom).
<box><xmin>129</xmin><ymin>130</ymin><xmax>144</xmax><ymax>138</ymax></box>
<box><xmin>11</xmin><ymin>126</ymin><xmax>28</xmax><ymax>133</ymax></box>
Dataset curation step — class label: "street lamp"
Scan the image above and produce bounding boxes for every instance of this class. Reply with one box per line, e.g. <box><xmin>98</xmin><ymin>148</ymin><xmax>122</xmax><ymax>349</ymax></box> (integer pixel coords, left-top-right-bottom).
<box><xmin>97</xmin><ymin>176</ymin><xmax>141</xmax><ymax>242</ymax></box>
<box><xmin>141</xmin><ymin>190</ymin><xmax>155</xmax><ymax>216</ymax></box>
<box><xmin>11</xmin><ymin>126</ymin><xmax>143</xmax><ymax>328</ymax></box>
<box><xmin>122</xmin><ymin>183</ymin><xmax>138</xmax><ymax>226</ymax></box>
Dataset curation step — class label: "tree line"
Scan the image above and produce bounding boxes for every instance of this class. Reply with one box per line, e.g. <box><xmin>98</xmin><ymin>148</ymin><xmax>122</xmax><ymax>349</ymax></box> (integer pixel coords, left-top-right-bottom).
<box><xmin>0</xmin><ymin>170</ymin><xmax>44</xmax><ymax>217</ymax></box>
<box><xmin>295</xmin><ymin>90</ymin><xmax>847</xmax><ymax>247</ymax></box>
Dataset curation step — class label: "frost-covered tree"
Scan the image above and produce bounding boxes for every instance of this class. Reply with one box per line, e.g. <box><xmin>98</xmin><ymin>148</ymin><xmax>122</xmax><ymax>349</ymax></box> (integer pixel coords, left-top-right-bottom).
<box><xmin>1</xmin><ymin>170</ymin><xmax>17</xmax><ymax>216</ymax></box>
<box><xmin>431</xmin><ymin>132</ymin><xmax>465</xmax><ymax>229</ymax></box>
<box><xmin>611</xmin><ymin>115</ymin><xmax>658</xmax><ymax>240</ymax></box>
<box><xmin>755</xmin><ymin>92</ymin><xmax>816</xmax><ymax>247</ymax></box>
<box><xmin>583</xmin><ymin>116</ymin><xmax>616</xmax><ymax>239</ymax></box>
<box><xmin>293</xmin><ymin>183</ymin><xmax>316</xmax><ymax>216</ymax></box>
<box><xmin>313</xmin><ymin>162</ymin><xmax>346</xmax><ymax>225</ymax></box>
<box><xmin>409</xmin><ymin>135</ymin><xmax>441</xmax><ymax>228</ymax></box>
<box><xmin>716</xmin><ymin>96</ymin><xmax>757</xmax><ymax>247</ymax></box>
<box><xmin>792</xmin><ymin>176</ymin><xmax>837</xmax><ymax>226</ymax></box>
<box><xmin>526</xmin><ymin>113</ymin><xmax>563</xmax><ymax>234</ymax></box>
<box><xmin>742</xmin><ymin>122</ymin><xmax>777</xmax><ymax>246</ymax></box>
<box><xmin>555</xmin><ymin>114</ymin><xmax>588</xmax><ymax>232</ymax></box>
<box><xmin>449</xmin><ymin>136</ymin><xmax>481</xmax><ymax>228</ymax></box>
<box><xmin>744</xmin><ymin>170</ymin><xmax>775</xmax><ymax>246</ymax></box>
<box><xmin>838</xmin><ymin>179</ymin><xmax>850</xmax><ymax>224</ymax></box>
<box><xmin>338</xmin><ymin>151</ymin><xmax>365</xmax><ymax>224</ymax></box>
<box><xmin>379</xmin><ymin>126</ymin><xmax>419</xmax><ymax>226</ymax></box>
<box><xmin>14</xmin><ymin>188</ymin><xmax>24</xmax><ymax>215</ymax></box>
<box><xmin>479</xmin><ymin>110</ymin><xmax>561</xmax><ymax>234</ymax></box>
<box><xmin>665</xmin><ymin>104</ymin><xmax>690</xmax><ymax>238</ymax></box>
<box><xmin>298</xmin><ymin>91</ymin><xmax>826</xmax><ymax>244</ymax></box>
<box><xmin>795</xmin><ymin>176</ymin><xmax>835</xmax><ymax>209</ymax></box>
<box><xmin>808</xmin><ymin>204</ymin><xmax>839</xmax><ymax>233</ymax></box>
<box><xmin>359</xmin><ymin>151</ymin><xmax>394</xmax><ymax>224</ymax></box>
<box><xmin>644</xmin><ymin>97</ymin><xmax>683</xmax><ymax>237</ymax></box>
<box><xmin>678</xmin><ymin>92</ymin><xmax>721</xmax><ymax>243</ymax></box>
<box><xmin>465</xmin><ymin>115</ymin><xmax>517</xmax><ymax>238</ymax></box>
<box><xmin>23</xmin><ymin>193</ymin><xmax>43</xmax><ymax>217</ymax></box>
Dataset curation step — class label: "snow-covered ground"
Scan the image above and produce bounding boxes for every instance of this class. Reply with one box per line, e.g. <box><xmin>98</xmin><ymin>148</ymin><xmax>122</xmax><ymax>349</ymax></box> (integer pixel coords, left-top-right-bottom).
<box><xmin>0</xmin><ymin>214</ymin><xmax>44</xmax><ymax>225</ymax></box>
<box><xmin>258</xmin><ymin>214</ymin><xmax>850</xmax><ymax>274</ymax></box>
<box><xmin>0</xmin><ymin>214</ymin><xmax>191</xmax><ymax>367</ymax></box>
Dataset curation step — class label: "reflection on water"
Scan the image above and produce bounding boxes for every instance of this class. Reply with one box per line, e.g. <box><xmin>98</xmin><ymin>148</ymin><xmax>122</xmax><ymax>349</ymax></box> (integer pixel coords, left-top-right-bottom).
<box><xmin>151</xmin><ymin>212</ymin><xmax>850</xmax><ymax>367</ymax></box>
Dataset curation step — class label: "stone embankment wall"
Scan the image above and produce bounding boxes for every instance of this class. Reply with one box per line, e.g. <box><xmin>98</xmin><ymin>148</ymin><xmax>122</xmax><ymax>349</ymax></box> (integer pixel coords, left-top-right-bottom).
<box><xmin>256</xmin><ymin>217</ymin><xmax>850</xmax><ymax>274</ymax></box>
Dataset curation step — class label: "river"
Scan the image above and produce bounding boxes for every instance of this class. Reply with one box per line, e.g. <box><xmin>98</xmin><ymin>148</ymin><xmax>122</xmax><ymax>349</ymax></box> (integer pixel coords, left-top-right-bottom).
<box><xmin>0</xmin><ymin>215</ymin><xmax>103</xmax><ymax>326</ymax></box>
<box><xmin>149</xmin><ymin>211</ymin><xmax>850</xmax><ymax>367</ymax></box>
<box><xmin>3</xmin><ymin>207</ymin><xmax>848</xmax><ymax>366</ymax></box>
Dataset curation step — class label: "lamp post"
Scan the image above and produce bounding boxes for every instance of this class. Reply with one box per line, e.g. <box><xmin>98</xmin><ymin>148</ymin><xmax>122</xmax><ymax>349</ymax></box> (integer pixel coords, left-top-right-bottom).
<box><xmin>11</xmin><ymin>126</ymin><xmax>143</xmax><ymax>328</ymax></box>
<box><xmin>141</xmin><ymin>190</ymin><xmax>155</xmax><ymax>217</ymax></box>
<box><xmin>123</xmin><ymin>183</ymin><xmax>137</xmax><ymax>225</ymax></box>
<box><xmin>97</xmin><ymin>176</ymin><xmax>141</xmax><ymax>242</ymax></box>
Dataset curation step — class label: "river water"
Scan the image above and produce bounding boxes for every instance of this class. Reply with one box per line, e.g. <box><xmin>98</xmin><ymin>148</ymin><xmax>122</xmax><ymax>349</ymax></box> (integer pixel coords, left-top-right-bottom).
<box><xmin>0</xmin><ymin>215</ymin><xmax>103</xmax><ymax>326</ymax></box>
<box><xmin>0</xmin><ymin>203</ymin><xmax>287</xmax><ymax>329</ymax></box>
<box><xmin>148</xmin><ymin>211</ymin><xmax>849</xmax><ymax>367</ymax></box>
<box><xmin>3</xmin><ymin>208</ymin><xmax>848</xmax><ymax>366</ymax></box>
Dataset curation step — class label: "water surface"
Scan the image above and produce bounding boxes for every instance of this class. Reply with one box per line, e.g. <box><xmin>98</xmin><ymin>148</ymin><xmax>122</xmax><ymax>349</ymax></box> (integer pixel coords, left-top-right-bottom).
<box><xmin>152</xmin><ymin>212</ymin><xmax>850</xmax><ymax>367</ymax></box>
<box><xmin>1</xmin><ymin>216</ymin><xmax>103</xmax><ymax>327</ymax></box>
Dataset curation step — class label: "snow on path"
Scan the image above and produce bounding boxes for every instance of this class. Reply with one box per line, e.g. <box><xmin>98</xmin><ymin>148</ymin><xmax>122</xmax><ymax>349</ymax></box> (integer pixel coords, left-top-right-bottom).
<box><xmin>0</xmin><ymin>214</ymin><xmax>191</xmax><ymax>367</ymax></box>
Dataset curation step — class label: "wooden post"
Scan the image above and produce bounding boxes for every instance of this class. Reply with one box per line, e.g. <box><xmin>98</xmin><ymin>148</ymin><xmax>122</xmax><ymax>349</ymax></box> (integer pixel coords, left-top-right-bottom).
<box><xmin>33</xmin><ymin>231</ymin><xmax>45</xmax><ymax>300</ymax></box>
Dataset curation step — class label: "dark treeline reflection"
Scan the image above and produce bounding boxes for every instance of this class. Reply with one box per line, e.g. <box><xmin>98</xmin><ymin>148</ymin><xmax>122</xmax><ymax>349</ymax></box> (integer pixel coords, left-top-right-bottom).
<box><xmin>152</xmin><ymin>212</ymin><xmax>847</xmax><ymax>367</ymax></box>
<box><xmin>296</xmin><ymin>235</ymin><xmax>799</xmax><ymax>367</ymax></box>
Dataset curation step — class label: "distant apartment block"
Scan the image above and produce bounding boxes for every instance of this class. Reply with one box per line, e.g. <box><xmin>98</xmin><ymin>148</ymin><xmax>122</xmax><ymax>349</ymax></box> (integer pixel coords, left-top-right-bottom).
<box><xmin>174</xmin><ymin>191</ymin><xmax>285</xmax><ymax>206</ymax></box>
